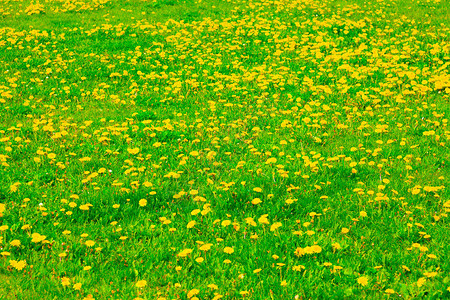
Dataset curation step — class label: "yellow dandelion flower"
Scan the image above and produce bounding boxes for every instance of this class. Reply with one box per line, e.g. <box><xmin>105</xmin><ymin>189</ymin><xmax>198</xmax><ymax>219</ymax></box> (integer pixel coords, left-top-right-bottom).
<box><xmin>252</xmin><ymin>198</ymin><xmax>262</xmax><ymax>205</ymax></box>
<box><xmin>187</xmin><ymin>289</ymin><xmax>199</xmax><ymax>298</ymax></box>
<box><xmin>189</xmin><ymin>151</ymin><xmax>199</xmax><ymax>156</ymax></box>
<box><xmin>295</xmin><ymin>247</ymin><xmax>305</xmax><ymax>257</ymax></box>
<box><xmin>199</xmin><ymin>243</ymin><xmax>212</xmax><ymax>251</ymax></box>
<box><xmin>311</xmin><ymin>245</ymin><xmax>322</xmax><ymax>253</ymax></box>
<box><xmin>178</xmin><ymin>248</ymin><xmax>193</xmax><ymax>257</ymax></box>
<box><xmin>223</xmin><ymin>247</ymin><xmax>234</xmax><ymax>254</ymax></box>
<box><xmin>10</xmin><ymin>239</ymin><xmax>21</xmax><ymax>246</ymax></box>
<box><xmin>61</xmin><ymin>277</ymin><xmax>71</xmax><ymax>286</ymax></box>
<box><xmin>135</xmin><ymin>280</ymin><xmax>147</xmax><ymax>288</ymax></box>
<box><xmin>357</xmin><ymin>276</ymin><xmax>369</xmax><ymax>286</ymax></box>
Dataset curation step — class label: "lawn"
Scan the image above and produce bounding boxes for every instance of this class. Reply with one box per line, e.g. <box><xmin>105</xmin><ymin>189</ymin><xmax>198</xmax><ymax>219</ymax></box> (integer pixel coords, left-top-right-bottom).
<box><xmin>0</xmin><ymin>0</ymin><xmax>449</xmax><ymax>299</ymax></box>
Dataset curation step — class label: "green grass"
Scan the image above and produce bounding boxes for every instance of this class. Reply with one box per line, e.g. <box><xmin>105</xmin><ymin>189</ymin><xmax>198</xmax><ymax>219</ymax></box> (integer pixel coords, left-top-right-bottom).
<box><xmin>0</xmin><ymin>0</ymin><xmax>449</xmax><ymax>299</ymax></box>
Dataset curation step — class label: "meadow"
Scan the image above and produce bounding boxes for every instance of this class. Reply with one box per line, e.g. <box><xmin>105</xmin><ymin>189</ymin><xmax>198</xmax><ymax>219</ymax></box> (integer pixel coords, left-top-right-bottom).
<box><xmin>0</xmin><ymin>0</ymin><xmax>449</xmax><ymax>298</ymax></box>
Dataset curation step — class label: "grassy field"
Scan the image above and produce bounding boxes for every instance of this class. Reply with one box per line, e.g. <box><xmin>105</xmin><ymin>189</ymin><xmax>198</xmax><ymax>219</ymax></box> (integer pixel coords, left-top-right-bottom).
<box><xmin>0</xmin><ymin>0</ymin><xmax>449</xmax><ymax>299</ymax></box>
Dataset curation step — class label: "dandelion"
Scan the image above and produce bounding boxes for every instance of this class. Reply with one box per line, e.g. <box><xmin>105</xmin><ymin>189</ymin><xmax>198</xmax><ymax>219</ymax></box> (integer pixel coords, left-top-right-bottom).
<box><xmin>357</xmin><ymin>276</ymin><xmax>369</xmax><ymax>286</ymax></box>
<box><xmin>61</xmin><ymin>277</ymin><xmax>71</xmax><ymax>286</ymax></box>
<box><xmin>199</xmin><ymin>243</ymin><xmax>212</xmax><ymax>251</ymax></box>
<box><xmin>135</xmin><ymin>280</ymin><xmax>147</xmax><ymax>288</ymax></box>
<box><xmin>223</xmin><ymin>247</ymin><xmax>234</xmax><ymax>254</ymax></box>
<box><xmin>10</xmin><ymin>240</ymin><xmax>21</xmax><ymax>246</ymax></box>
<box><xmin>251</xmin><ymin>198</ymin><xmax>262</xmax><ymax>205</ymax></box>
<box><xmin>10</xmin><ymin>260</ymin><xmax>27</xmax><ymax>270</ymax></box>
<box><xmin>187</xmin><ymin>220</ymin><xmax>196</xmax><ymax>228</ymax></box>
<box><xmin>178</xmin><ymin>248</ymin><xmax>193</xmax><ymax>257</ymax></box>
<box><xmin>31</xmin><ymin>233</ymin><xmax>46</xmax><ymax>243</ymax></box>
<box><xmin>187</xmin><ymin>289</ymin><xmax>199</xmax><ymax>298</ymax></box>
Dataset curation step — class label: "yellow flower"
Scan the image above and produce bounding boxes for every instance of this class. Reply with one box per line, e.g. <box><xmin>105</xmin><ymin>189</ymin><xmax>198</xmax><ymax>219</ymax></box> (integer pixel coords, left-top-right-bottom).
<box><xmin>341</xmin><ymin>228</ymin><xmax>349</xmax><ymax>234</ymax></box>
<box><xmin>73</xmin><ymin>283</ymin><xmax>82</xmax><ymax>290</ymax></box>
<box><xmin>85</xmin><ymin>240</ymin><xmax>95</xmax><ymax>247</ymax></box>
<box><xmin>127</xmin><ymin>148</ymin><xmax>140</xmax><ymax>154</ymax></box>
<box><xmin>295</xmin><ymin>247</ymin><xmax>305</xmax><ymax>257</ymax></box>
<box><xmin>311</xmin><ymin>245</ymin><xmax>322</xmax><ymax>253</ymax></box>
<box><xmin>187</xmin><ymin>220</ymin><xmax>196</xmax><ymax>228</ymax></box>
<box><xmin>199</xmin><ymin>243</ymin><xmax>212</xmax><ymax>251</ymax></box>
<box><xmin>139</xmin><ymin>199</ymin><xmax>147</xmax><ymax>207</ymax></box>
<box><xmin>270</xmin><ymin>222</ymin><xmax>282</xmax><ymax>231</ymax></box>
<box><xmin>61</xmin><ymin>277</ymin><xmax>71</xmax><ymax>286</ymax></box>
<box><xmin>10</xmin><ymin>239</ymin><xmax>21</xmax><ymax>246</ymax></box>
<box><xmin>417</xmin><ymin>277</ymin><xmax>426</xmax><ymax>287</ymax></box>
<box><xmin>265</xmin><ymin>157</ymin><xmax>277</xmax><ymax>164</ymax></box>
<box><xmin>223</xmin><ymin>247</ymin><xmax>234</xmax><ymax>254</ymax></box>
<box><xmin>292</xmin><ymin>265</ymin><xmax>305</xmax><ymax>271</ymax></box>
<box><xmin>251</xmin><ymin>198</ymin><xmax>262</xmax><ymax>205</ymax></box>
<box><xmin>187</xmin><ymin>289</ymin><xmax>199</xmax><ymax>298</ymax></box>
<box><xmin>221</xmin><ymin>220</ymin><xmax>231</xmax><ymax>226</ymax></box>
<box><xmin>79</xmin><ymin>204</ymin><xmax>90</xmax><ymax>211</ymax></box>
<box><xmin>424</xmin><ymin>271</ymin><xmax>438</xmax><ymax>278</ymax></box>
<box><xmin>191</xmin><ymin>209</ymin><xmax>201</xmax><ymax>215</ymax></box>
<box><xmin>10</xmin><ymin>260</ymin><xmax>27</xmax><ymax>270</ymax></box>
<box><xmin>258</xmin><ymin>214</ymin><xmax>270</xmax><ymax>224</ymax></box>
<box><xmin>31</xmin><ymin>233</ymin><xmax>46</xmax><ymax>243</ymax></box>
<box><xmin>178</xmin><ymin>248</ymin><xmax>193</xmax><ymax>257</ymax></box>
<box><xmin>332</xmin><ymin>242</ymin><xmax>341</xmax><ymax>250</ymax></box>
<box><xmin>357</xmin><ymin>276</ymin><xmax>369</xmax><ymax>286</ymax></box>
<box><xmin>135</xmin><ymin>280</ymin><xmax>147</xmax><ymax>288</ymax></box>
<box><xmin>385</xmin><ymin>289</ymin><xmax>395</xmax><ymax>294</ymax></box>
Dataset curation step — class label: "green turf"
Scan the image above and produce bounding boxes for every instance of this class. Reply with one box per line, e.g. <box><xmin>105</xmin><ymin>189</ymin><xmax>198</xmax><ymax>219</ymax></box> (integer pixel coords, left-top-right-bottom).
<box><xmin>0</xmin><ymin>0</ymin><xmax>449</xmax><ymax>299</ymax></box>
